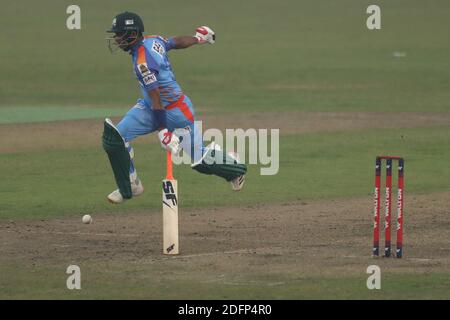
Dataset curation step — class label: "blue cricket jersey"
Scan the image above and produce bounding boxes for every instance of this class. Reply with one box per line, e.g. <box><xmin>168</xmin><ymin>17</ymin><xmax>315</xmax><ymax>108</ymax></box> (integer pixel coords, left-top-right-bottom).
<box><xmin>131</xmin><ymin>36</ymin><xmax>184</xmax><ymax>108</ymax></box>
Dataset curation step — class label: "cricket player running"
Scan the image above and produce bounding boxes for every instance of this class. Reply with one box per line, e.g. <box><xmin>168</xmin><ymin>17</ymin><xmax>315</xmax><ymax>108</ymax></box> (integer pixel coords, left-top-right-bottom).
<box><xmin>102</xmin><ymin>12</ymin><xmax>247</xmax><ymax>204</ymax></box>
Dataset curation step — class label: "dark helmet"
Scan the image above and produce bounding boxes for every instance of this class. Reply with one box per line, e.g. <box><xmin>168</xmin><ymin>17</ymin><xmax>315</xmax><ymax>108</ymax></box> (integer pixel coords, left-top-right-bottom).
<box><xmin>106</xmin><ymin>12</ymin><xmax>144</xmax><ymax>53</ymax></box>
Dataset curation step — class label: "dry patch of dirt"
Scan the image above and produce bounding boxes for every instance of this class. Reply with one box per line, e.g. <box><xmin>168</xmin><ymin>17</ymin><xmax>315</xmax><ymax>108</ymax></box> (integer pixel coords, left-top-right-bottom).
<box><xmin>1</xmin><ymin>191</ymin><xmax>449</xmax><ymax>279</ymax></box>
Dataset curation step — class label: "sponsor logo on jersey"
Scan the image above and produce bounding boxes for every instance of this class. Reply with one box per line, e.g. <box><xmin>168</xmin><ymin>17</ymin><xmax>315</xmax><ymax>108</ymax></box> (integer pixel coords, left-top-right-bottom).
<box><xmin>138</xmin><ymin>63</ymin><xmax>151</xmax><ymax>77</ymax></box>
<box><xmin>152</xmin><ymin>41</ymin><xmax>165</xmax><ymax>56</ymax></box>
<box><xmin>143</xmin><ymin>73</ymin><xmax>157</xmax><ymax>85</ymax></box>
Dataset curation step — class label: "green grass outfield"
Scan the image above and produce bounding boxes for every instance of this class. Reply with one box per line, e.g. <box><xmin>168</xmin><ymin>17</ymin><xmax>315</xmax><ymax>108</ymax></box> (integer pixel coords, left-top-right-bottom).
<box><xmin>1</xmin><ymin>0</ymin><xmax>449</xmax><ymax>300</ymax></box>
<box><xmin>2</xmin><ymin>264</ymin><xmax>449</xmax><ymax>299</ymax></box>
<box><xmin>1</xmin><ymin>125</ymin><xmax>450</xmax><ymax>220</ymax></box>
<box><xmin>1</xmin><ymin>0</ymin><xmax>449</xmax><ymax>113</ymax></box>
<box><xmin>0</xmin><ymin>106</ymin><xmax>126</xmax><ymax>124</ymax></box>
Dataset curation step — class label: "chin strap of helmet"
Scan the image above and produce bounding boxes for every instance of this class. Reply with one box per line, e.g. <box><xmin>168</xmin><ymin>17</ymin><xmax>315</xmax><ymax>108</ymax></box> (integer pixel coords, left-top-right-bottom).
<box><xmin>107</xmin><ymin>31</ymin><xmax>141</xmax><ymax>53</ymax></box>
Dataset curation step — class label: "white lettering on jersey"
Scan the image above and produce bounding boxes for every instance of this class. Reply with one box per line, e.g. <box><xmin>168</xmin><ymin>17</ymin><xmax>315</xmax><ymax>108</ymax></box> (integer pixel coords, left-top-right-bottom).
<box><xmin>143</xmin><ymin>73</ymin><xmax>157</xmax><ymax>85</ymax></box>
<box><xmin>152</xmin><ymin>41</ymin><xmax>165</xmax><ymax>56</ymax></box>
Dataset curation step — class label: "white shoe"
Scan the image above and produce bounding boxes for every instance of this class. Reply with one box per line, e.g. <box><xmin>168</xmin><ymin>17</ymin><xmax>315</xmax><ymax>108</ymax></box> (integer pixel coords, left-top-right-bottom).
<box><xmin>107</xmin><ymin>177</ymin><xmax>144</xmax><ymax>204</ymax></box>
<box><xmin>228</xmin><ymin>151</ymin><xmax>245</xmax><ymax>191</ymax></box>
<box><xmin>230</xmin><ymin>174</ymin><xmax>245</xmax><ymax>191</ymax></box>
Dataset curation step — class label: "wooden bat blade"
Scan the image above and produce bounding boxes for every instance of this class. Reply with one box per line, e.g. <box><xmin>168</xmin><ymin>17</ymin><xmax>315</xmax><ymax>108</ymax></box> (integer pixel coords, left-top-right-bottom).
<box><xmin>162</xmin><ymin>179</ymin><xmax>179</xmax><ymax>255</ymax></box>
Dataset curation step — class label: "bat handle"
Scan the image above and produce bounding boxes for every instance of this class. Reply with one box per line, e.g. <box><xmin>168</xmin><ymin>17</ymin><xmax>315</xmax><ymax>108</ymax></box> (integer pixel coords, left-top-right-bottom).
<box><xmin>166</xmin><ymin>151</ymin><xmax>174</xmax><ymax>180</ymax></box>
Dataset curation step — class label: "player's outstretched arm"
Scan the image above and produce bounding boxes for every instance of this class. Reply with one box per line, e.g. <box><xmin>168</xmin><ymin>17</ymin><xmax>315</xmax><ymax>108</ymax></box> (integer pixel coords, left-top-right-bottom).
<box><xmin>170</xmin><ymin>36</ymin><xmax>198</xmax><ymax>49</ymax></box>
<box><xmin>170</xmin><ymin>26</ymin><xmax>215</xmax><ymax>49</ymax></box>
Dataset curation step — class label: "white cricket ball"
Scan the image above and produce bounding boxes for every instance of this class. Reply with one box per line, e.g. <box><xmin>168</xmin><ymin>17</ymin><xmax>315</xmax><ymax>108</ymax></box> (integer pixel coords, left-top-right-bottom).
<box><xmin>82</xmin><ymin>214</ymin><xmax>92</xmax><ymax>224</ymax></box>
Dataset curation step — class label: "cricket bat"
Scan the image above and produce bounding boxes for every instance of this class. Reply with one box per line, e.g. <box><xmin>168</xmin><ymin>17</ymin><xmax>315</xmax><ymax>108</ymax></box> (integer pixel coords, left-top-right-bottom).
<box><xmin>162</xmin><ymin>151</ymin><xmax>179</xmax><ymax>255</ymax></box>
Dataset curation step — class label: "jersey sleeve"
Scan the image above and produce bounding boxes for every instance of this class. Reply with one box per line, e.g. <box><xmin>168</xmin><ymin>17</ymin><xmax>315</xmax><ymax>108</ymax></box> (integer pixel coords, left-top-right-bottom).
<box><xmin>158</xmin><ymin>36</ymin><xmax>175</xmax><ymax>51</ymax></box>
<box><xmin>135</xmin><ymin>45</ymin><xmax>160</xmax><ymax>90</ymax></box>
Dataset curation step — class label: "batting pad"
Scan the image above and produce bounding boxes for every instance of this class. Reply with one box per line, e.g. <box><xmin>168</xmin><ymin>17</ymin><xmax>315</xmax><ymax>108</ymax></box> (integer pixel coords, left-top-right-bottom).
<box><xmin>102</xmin><ymin>118</ymin><xmax>132</xmax><ymax>199</ymax></box>
<box><xmin>192</xmin><ymin>148</ymin><xmax>247</xmax><ymax>181</ymax></box>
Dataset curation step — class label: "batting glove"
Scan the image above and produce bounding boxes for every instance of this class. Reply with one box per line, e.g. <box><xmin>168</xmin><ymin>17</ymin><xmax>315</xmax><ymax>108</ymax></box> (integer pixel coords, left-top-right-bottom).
<box><xmin>194</xmin><ymin>26</ymin><xmax>215</xmax><ymax>44</ymax></box>
<box><xmin>158</xmin><ymin>129</ymin><xmax>182</xmax><ymax>155</ymax></box>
